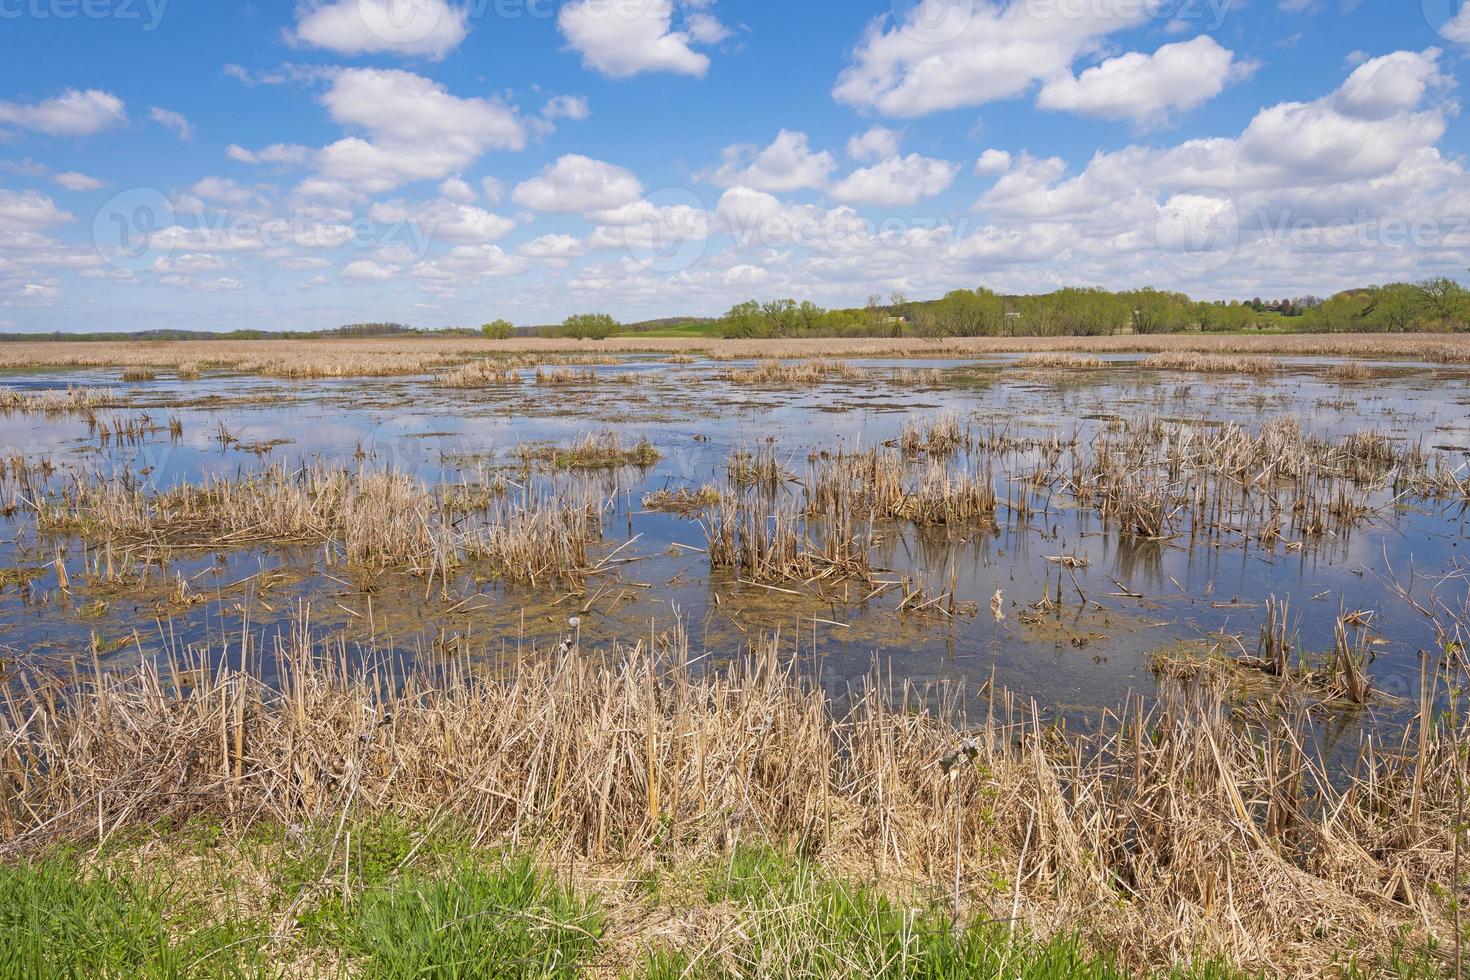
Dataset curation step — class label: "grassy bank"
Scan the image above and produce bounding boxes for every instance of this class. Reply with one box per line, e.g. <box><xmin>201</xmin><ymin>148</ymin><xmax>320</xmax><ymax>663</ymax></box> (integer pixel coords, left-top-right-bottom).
<box><xmin>3</xmin><ymin>819</ymin><xmax>1289</xmax><ymax>979</ymax></box>
<box><xmin>1</xmin><ymin>617</ymin><xmax>1463</xmax><ymax>978</ymax></box>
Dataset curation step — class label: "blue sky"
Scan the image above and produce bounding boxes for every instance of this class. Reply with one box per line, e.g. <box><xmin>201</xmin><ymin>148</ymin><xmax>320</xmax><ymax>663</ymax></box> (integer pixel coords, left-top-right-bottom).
<box><xmin>0</xmin><ymin>0</ymin><xmax>1466</xmax><ymax>331</ymax></box>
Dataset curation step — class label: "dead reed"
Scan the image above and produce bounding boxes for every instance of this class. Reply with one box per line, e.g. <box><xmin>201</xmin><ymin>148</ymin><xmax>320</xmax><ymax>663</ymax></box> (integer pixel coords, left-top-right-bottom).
<box><xmin>1140</xmin><ymin>352</ymin><xmax>1282</xmax><ymax>375</ymax></box>
<box><xmin>642</xmin><ymin>484</ymin><xmax>721</xmax><ymax>514</ymax></box>
<box><xmin>722</xmin><ymin>359</ymin><xmax>864</xmax><ymax>385</ymax></box>
<box><xmin>32</xmin><ymin>463</ymin><xmax>603</xmax><ymax>583</ymax></box>
<box><xmin>1016</xmin><ymin>352</ymin><xmax>1106</xmax><ymax>370</ymax></box>
<box><xmin>517</xmin><ymin>431</ymin><xmax>660</xmax><ymax>470</ymax></box>
<box><xmin>0</xmin><ymin>616</ymin><xmax>1461</xmax><ymax>976</ymax></box>
<box><xmin>439</xmin><ymin>359</ymin><xmax>523</xmax><ymax>388</ymax></box>
<box><xmin>0</xmin><ymin>386</ymin><xmax>121</xmax><ymax>415</ymax></box>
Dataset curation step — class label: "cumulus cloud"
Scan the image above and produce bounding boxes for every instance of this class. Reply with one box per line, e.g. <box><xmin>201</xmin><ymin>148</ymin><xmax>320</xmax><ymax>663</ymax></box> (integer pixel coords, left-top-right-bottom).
<box><xmin>831</xmin><ymin>153</ymin><xmax>959</xmax><ymax>206</ymax></box>
<box><xmin>586</xmin><ymin>199</ymin><xmax>711</xmax><ymax>250</ymax></box>
<box><xmin>511</xmin><ymin>154</ymin><xmax>643</xmax><ymax>212</ymax></box>
<box><xmin>291</xmin><ymin>0</ymin><xmax>470</xmax><ymax>59</ymax></box>
<box><xmin>150</xmin><ymin>107</ymin><xmax>194</xmax><ymax>141</ymax></box>
<box><xmin>370</xmin><ymin>198</ymin><xmax>516</xmax><ymax>243</ymax></box>
<box><xmin>847</xmin><ymin>126</ymin><xmax>901</xmax><ymax>162</ymax></box>
<box><xmin>543</xmin><ymin>95</ymin><xmax>591</xmax><ymax>121</ymax></box>
<box><xmin>558</xmin><ymin>0</ymin><xmax>728</xmax><ymax>78</ymax></box>
<box><xmin>975</xmin><ymin>149</ymin><xmax>1012</xmax><ymax>175</ymax></box>
<box><xmin>306</xmin><ymin>68</ymin><xmax>526</xmax><ymax>196</ymax></box>
<box><xmin>519</xmin><ymin>233</ymin><xmax>586</xmax><ymax>264</ymax></box>
<box><xmin>1037</xmin><ymin>36</ymin><xmax>1255</xmax><ymax>123</ymax></box>
<box><xmin>227</xmin><ymin>143</ymin><xmax>313</xmax><ymax>166</ymax></box>
<box><xmin>0</xmin><ymin>89</ymin><xmax>126</xmax><ymax>136</ymax></box>
<box><xmin>343</xmin><ymin>258</ymin><xmax>398</xmax><ymax>281</ymax></box>
<box><xmin>833</xmin><ymin>0</ymin><xmax>1150</xmax><ymax>117</ymax></box>
<box><xmin>53</xmin><ymin>172</ymin><xmax>103</xmax><ymax>192</ymax></box>
<box><xmin>709</xmin><ymin>130</ymin><xmax>836</xmax><ymax>192</ymax></box>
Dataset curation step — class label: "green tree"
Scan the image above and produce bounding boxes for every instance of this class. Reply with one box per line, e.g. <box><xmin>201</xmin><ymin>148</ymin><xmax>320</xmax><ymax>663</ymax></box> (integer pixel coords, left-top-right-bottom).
<box><xmin>561</xmin><ymin>313</ymin><xmax>619</xmax><ymax>339</ymax></box>
<box><xmin>481</xmin><ymin>319</ymin><xmax>514</xmax><ymax>339</ymax></box>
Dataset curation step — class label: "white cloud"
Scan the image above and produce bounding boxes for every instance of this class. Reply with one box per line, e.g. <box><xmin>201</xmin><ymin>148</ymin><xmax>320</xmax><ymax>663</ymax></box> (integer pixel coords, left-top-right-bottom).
<box><xmin>410</xmin><ymin>244</ymin><xmax>528</xmax><ymax>284</ymax></box>
<box><xmin>512</xmin><ymin>154</ymin><xmax>643</xmax><ymax>212</ymax></box>
<box><xmin>543</xmin><ymin>95</ymin><xmax>591</xmax><ymax>121</ymax></box>
<box><xmin>228</xmin><ymin>143</ymin><xmax>312</xmax><ymax>166</ymax></box>
<box><xmin>586</xmin><ymin>199</ymin><xmax>711</xmax><ymax>249</ymax></box>
<box><xmin>438</xmin><ymin>176</ymin><xmax>476</xmax><ymax>202</ymax></box>
<box><xmin>847</xmin><ymin>126</ymin><xmax>901</xmax><ymax>162</ymax></box>
<box><xmin>1333</xmin><ymin>47</ymin><xmax>1449</xmax><ymax>119</ymax></box>
<box><xmin>343</xmin><ymin>258</ymin><xmax>399</xmax><ymax>281</ymax></box>
<box><xmin>975</xmin><ymin>149</ymin><xmax>1012</xmax><ymax>175</ymax></box>
<box><xmin>370</xmin><ymin>198</ymin><xmax>515</xmax><ymax>242</ymax></box>
<box><xmin>0</xmin><ymin>89</ymin><xmax>126</xmax><ymax>136</ymax></box>
<box><xmin>149</xmin><ymin>107</ymin><xmax>194</xmax><ymax>141</ymax></box>
<box><xmin>309</xmin><ymin>68</ymin><xmax>527</xmax><ymax>196</ymax></box>
<box><xmin>291</xmin><ymin>0</ymin><xmax>470</xmax><ymax>59</ymax></box>
<box><xmin>834</xmin><ymin>0</ymin><xmax>1149</xmax><ymax>117</ymax></box>
<box><xmin>519</xmin><ymin>233</ymin><xmax>586</xmax><ymax>260</ymax></box>
<box><xmin>53</xmin><ymin>172</ymin><xmax>103</xmax><ymax>192</ymax></box>
<box><xmin>558</xmin><ymin>0</ymin><xmax>727</xmax><ymax>78</ymax></box>
<box><xmin>0</xmin><ymin>189</ymin><xmax>73</xmax><ymax>233</ymax></box>
<box><xmin>709</xmin><ymin>130</ymin><xmax>836</xmax><ymax>192</ymax></box>
<box><xmin>830</xmin><ymin>153</ymin><xmax>959</xmax><ymax>206</ymax></box>
<box><xmin>192</xmin><ymin>177</ymin><xmax>254</xmax><ymax>206</ymax></box>
<box><xmin>1037</xmin><ymin>36</ymin><xmax>1255</xmax><ymax>123</ymax></box>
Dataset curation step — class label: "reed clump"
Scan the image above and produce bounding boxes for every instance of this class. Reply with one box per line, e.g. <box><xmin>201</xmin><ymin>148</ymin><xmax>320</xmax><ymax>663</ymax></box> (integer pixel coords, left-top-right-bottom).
<box><xmin>642</xmin><ymin>484</ymin><xmax>721</xmax><ymax>514</ymax></box>
<box><xmin>518</xmin><ymin>432</ymin><xmax>660</xmax><ymax>470</ymax></box>
<box><xmin>1016</xmin><ymin>352</ymin><xmax>1106</xmax><ymax>370</ymax></box>
<box><xmin>1141</xmin><ymin>352</ymin><xmax>1281</xmax><ymax>374</ymax></box>
<box><xmin>439</xmin><ymin>359</ymin><xmax>522</xmax><ymax>388</ymax></box>
<box><xmin>33</xmin><ymin>464</ymin><xmax>602</xmax><ymax>582</ymax></box>
<box><xmin>120</xmin><ymin>368</ymin><xmax>156</xmax><ymax>383</ymax></box>
<box><xmin>0</xmin><ymin>386</ymin><xmax>120</xmax><ymax>415</ymax></box>
<box><xmin>0</xmin><ymin>617</ymin><xmax>1460</xmax><ymax>976</ymax></box>
<box><xmin>722</xmin><ymin>359</ymin><xmax>864</xmax><ymax>385</ymax></box>
<box><xmin>1327</xmin><ymin>360</ymin><xmax>1373</xmax><ymax>381</ymax></box>
<box><xmin>534</xmin><ymin>367</ymin><xmax>597</xmax><ymax>385</ymax></box>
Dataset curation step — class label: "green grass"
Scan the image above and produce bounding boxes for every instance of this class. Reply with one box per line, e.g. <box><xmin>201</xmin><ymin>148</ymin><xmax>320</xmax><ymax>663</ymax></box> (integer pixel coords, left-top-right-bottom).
<box><xmin>0</xmin><ymin>851</ymin><xmax>266</xmax><ymax>979</ymax></box>
<box><xmin>341</xmin><ymin>857</ymin><xmax>601</xmax><ymax>979</ymax></box>
<box><xmin>2</xmin><ymin>826</ymin><xmax>1451</xmax><ymax>979</ymax></box>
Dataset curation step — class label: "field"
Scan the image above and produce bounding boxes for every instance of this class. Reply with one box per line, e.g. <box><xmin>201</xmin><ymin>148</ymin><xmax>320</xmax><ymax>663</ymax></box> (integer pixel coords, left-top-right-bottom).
<box><xmin>0</xmin><ymin>340</ymin><xmax>1468</xmax><ymax>977</ymax></box>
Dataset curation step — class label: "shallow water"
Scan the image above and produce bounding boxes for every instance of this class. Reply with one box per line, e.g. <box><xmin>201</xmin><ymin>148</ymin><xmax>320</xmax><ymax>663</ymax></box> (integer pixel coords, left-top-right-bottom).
<box><xmin>1</xmin><ymin>355</ymin><xmax>1467</xmax><ymax>732</ymax></box>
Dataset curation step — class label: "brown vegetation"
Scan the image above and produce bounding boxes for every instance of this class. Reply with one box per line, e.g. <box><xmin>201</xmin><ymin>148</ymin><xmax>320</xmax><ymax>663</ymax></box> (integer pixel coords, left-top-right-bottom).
<box><xmin>0</xmin><ymin>616</ymin><xmax>1462</xmax><ymax>976</ymax></box>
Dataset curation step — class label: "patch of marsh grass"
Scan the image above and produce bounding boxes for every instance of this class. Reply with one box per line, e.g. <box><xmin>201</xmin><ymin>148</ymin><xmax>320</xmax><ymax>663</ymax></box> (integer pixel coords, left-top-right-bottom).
<box><xmin>0</xmin><ymin>850</ymin><xmax>266</xmax><ymax>978</ymax></box>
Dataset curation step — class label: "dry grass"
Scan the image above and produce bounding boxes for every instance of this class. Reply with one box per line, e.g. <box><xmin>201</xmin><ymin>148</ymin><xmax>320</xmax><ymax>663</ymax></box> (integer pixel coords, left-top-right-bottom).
<box><xmin>517</xmin><ymin>431</ymin><xmax>660</xmax><ymax>470</ymax></box>
<box><xmin>33</xmin><ymin>463</ymin><xmax>602</xmax><ymax>583</ymax></box>
<box><xmin>722</xmin><ymin>359</ymin><xmax>865</xmax><ymax>385</ymax></box>
<box><xmin>1016</xmin><ymin>352</ymin><xmax>1106</xmax><ymax>370</ymax></box>
<box><xmin>438</xmin><ymin>359</ymin><xmax>522</xmax><ymax>388</ymax></box>
<box><xmin>1327</xmin><ymin>360</ymin><xmax>1374</xmax><ymax>381</ymax></box>
<box><xmin>1140</xmin><ymin>352</ymin><xmax>1282</xmax><ymax>374</ymax></box>
<box><xmin>0</xmin><ymin>616</ymin><xmax>1461</xmax><ymax>977</ymax></box>
<box><xmin>642</xmin><ymin>484</ymin><xmax>721</xmax><ymax>514</ymax></box>
<box><xmin>0</xmin><ymin>386</ymin><xmax>121</xmax><ymax>415</ymax></box>
<box><xmin>0</xmin><ymin>332</ymin><xmax>1467</xmax><ymax>378</ymax></box>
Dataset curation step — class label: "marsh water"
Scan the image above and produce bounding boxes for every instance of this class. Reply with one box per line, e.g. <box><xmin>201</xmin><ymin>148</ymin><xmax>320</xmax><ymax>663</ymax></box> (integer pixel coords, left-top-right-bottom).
<box><xmin>1</xmin><ymin>354</ymin><xmax>1467</xmax><ymax>733</ymax></box>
